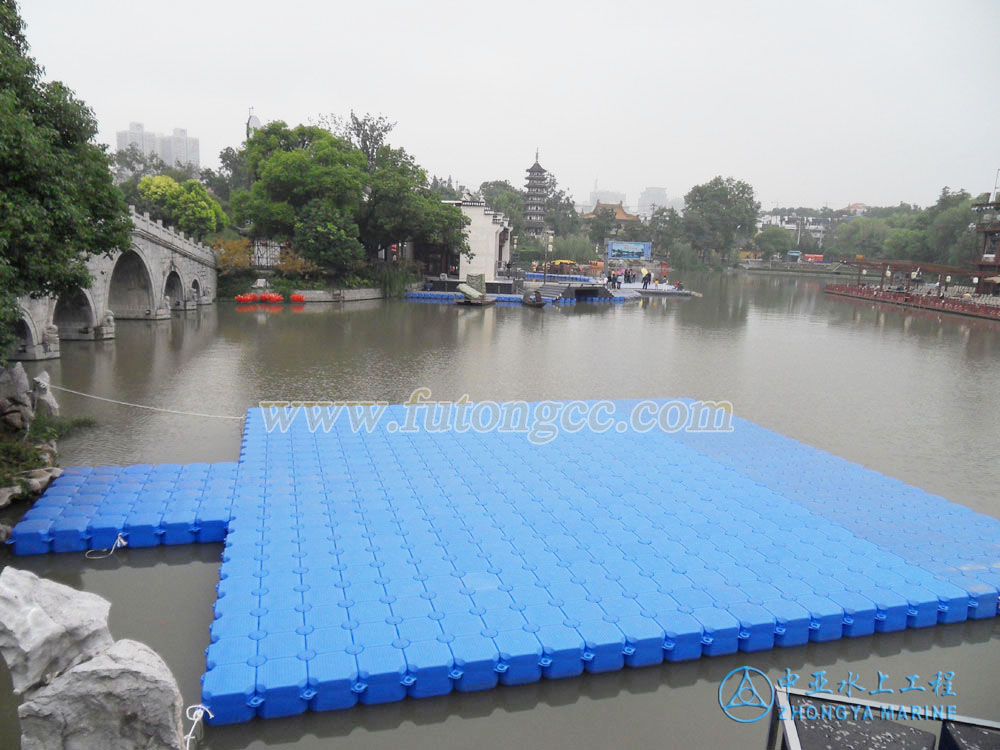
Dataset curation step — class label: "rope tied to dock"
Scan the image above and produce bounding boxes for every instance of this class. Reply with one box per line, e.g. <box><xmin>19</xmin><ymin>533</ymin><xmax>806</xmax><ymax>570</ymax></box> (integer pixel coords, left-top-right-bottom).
<box><xmin>183</xmin><ymin>704</ymin><xmax>214</xmax><ymax>750</ymax></box>
<box><xmin>84</xmin><ymin>533</ymin><xmax>128</xmax><ymax>559</ymax></box>
<box><xmin>46</xmin><ymin>384</ymin><xmax>243</xmax><ymax>420</ymax></box>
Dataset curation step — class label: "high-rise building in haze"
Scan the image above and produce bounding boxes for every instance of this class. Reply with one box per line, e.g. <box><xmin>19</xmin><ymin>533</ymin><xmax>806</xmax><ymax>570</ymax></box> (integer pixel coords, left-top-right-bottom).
<box><xmin>638</xmin><ymin>187</ymin><xmax>668</xmax><ymax>218</ymax></box>
<box><xmin>115</xmin><ymin>122</ymin><xmax>200</xmax><ymax>168</ymax></box>
<box><xmin>588</xmin><ymin>188</ymin><xmax>626</xmax><ymax>211</ymax></box>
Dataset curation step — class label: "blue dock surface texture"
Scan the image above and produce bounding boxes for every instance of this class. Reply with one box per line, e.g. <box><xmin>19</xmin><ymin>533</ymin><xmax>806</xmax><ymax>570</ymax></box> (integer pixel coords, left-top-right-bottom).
<box><xmin>9</xmin><ymin>400</ymin><xmax>1000</xmax><ymax>724</ymax></box>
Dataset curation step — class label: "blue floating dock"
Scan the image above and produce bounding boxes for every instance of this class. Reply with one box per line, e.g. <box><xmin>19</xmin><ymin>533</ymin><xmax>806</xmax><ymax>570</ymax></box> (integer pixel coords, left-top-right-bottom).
<box><xmin>8</xmin><ymin>399</ymin><xmax>1000</xmax><ymax>725</ymax></box>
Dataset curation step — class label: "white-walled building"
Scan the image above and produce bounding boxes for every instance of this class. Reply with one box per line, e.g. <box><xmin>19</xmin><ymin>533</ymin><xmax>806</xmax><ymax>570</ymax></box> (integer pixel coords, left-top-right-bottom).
<box><xmin>444</xmin><ymin>200</ymin><xmax>513</xmax><ymax>283</ymax></box>
<box><xmin>757</xmin><ymin>214</ymin><xmax>831</xmax><ymax>245</ymax></box>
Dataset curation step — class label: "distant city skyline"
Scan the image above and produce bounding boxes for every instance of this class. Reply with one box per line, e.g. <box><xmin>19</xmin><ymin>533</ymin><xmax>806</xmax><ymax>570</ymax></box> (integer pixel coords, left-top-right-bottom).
<box><xmin>116</xmin><ymin>122</ymin><xmax>200</xmax><ymax>169</ymax></box>
<box><xmin>18</xmin><ymin>1</ymin><xmax>1000</xmax><ymax>212</ymax></box>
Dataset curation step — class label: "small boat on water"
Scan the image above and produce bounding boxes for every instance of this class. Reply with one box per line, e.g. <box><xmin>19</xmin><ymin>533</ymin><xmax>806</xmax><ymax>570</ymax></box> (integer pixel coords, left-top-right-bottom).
<box><xmin>455</xmin><ymin>296</ymin><xmax>496</xmax><ymax>306</ymax></box>
<box><xmin>455</xmin><ymin>281</ymin><xmax>496</xmax><ymax>306</ymax></box>
<box><xmin>521</xmin><ymin>292</ymin><xmax>548</xmax><ymax>308</ymax></box>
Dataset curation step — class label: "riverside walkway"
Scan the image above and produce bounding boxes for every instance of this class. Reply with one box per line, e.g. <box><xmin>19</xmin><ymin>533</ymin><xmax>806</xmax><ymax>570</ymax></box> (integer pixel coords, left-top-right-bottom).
<box><xmin>8</xmin><ymin>399</ymin><xmax>1000</xmax><ymax>724</ymax></box>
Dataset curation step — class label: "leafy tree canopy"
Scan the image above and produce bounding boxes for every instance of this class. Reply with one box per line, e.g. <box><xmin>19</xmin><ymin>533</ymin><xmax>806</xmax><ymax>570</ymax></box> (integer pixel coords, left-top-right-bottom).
<box><xmin>137</xmin><ymin>175</ymin><xmax>227</xmax><ymax>240</ymax></box>
<box><xmin>479</xmin><ymin>180</ymin><xmax>525</xmax><ymax>237</ymax></box>
<box><xmin>359</xmin><ymin>146</ymin><xmax>470</xmax><ymax>258</ymax></box>
<box><xmin>1</xmin><ymin>0</ymin><xmax>131</xmax><ymax>354</ymax></box>
<box><xmin>588</xmin><ymin>207</ymin><xmax>618</xmax><ymax>248</ymax></box>
<box><xmin>545</xmin><ymin>183</ymin><xmax>579</xmax><ymax>237</ymax></box>
<box><xmin>755</xmin><ymin>226</ymin><xmax>795</xmax><ymax>257</ymax></box>
<box><xmin>232</xmin><ymin>119</ymin><xmax>469</xmax><ymax>273</ymax></box>
<box><xmin>682</xmin><ymin>176</ymin><xmax>760</xmax><ymax>263</ymax></box>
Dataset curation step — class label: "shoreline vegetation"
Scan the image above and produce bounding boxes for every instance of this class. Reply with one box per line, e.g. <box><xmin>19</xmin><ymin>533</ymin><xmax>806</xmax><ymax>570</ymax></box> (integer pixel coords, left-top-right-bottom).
<box><xmin>0</xmin><ymin>362</ymin><xmax>96</xmax><ymax>540</ymax></box>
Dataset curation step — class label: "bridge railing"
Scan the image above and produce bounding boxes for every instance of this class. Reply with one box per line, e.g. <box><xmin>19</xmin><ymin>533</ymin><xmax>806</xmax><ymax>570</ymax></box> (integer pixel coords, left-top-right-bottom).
<box><xmin>129</xmin><ymin>206</ymin><xmax>217</xmax><ymax>268</ymax></box>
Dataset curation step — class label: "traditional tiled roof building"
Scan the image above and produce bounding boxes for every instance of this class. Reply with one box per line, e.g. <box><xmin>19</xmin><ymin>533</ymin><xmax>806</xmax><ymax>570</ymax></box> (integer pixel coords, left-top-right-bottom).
<box><xmin>580</xmin><ymin>200</ymin><xmax>641</xmax><ymax>223</ymax></box>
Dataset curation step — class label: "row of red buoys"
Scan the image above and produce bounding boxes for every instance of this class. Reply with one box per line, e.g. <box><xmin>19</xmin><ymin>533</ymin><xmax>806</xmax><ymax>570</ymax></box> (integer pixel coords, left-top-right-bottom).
<box><xmin>235</xmin><ymin>304</ymin><xmax>307</xmax><ymax>313</ymax></box>
<box><xmin>235</xmin><ymin>292</ymin><xmax>282</xmax><ymax>303</ymax></box>
<box><xmin>234</xmin><ymin>292</ymin><xmax>309</xmax><ymax>303</ymax></box>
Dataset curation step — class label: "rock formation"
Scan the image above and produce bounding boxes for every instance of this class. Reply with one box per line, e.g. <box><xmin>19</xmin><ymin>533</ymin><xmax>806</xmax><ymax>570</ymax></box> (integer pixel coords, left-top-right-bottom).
<box><xmin>0</xmin><ymin>568</ymin><xmax>185</xmax><ymax>750</ymax></box>
<box><xmin>18</xmin><ymin>640</ymin><xmax>185</xmax><ymax>750</ymax></box>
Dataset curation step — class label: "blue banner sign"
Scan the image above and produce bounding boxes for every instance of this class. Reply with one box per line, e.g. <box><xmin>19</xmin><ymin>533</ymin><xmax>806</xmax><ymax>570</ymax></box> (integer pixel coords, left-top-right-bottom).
<box><xmin>607</xmin><ymin>241</ymin><xmax>652</xmax><ymax>259</ymax></box>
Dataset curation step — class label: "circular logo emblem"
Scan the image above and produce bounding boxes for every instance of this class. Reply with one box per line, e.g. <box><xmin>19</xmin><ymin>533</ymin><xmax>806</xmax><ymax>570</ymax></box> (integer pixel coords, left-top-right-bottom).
<box><xmin>718</xmin><ymin>666</ymin><xmax>774</xmax><ymax>723</ymax></box>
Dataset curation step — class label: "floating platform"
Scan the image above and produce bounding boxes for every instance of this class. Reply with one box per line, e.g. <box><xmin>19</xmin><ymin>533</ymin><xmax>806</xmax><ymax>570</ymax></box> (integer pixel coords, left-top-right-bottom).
<box><xmin>8</xmin><ymin>400</ymin><xmax>1000</xmax><ymax>725</ymax></box>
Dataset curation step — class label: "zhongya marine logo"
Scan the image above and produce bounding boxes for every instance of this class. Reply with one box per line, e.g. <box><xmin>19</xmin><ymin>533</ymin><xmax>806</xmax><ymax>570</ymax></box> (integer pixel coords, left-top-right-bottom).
<box><xmin>718</xmin><ymin>666</ymin><xmax>775</xmax><ymax>723</ymax></box>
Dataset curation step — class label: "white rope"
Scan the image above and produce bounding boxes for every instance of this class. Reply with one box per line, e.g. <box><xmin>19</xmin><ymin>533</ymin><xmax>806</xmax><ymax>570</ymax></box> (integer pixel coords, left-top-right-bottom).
<box><xmin>84</xmin><ymin>533</ymin><xmax>128</xmax><ymax>559</ymax></box>
<box><xmin>183</xmin><ymin>704</ymin><xmax>214</xmax><ymax>750</ymax></box>
<box><xmin>46</xmin><ymin>384</ymin><xmax>243</xmax><ymax>420</ymax></box>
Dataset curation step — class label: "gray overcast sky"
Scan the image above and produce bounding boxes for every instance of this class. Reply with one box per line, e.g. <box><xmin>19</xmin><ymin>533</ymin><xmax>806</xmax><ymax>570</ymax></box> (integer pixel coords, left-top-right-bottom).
<box><xmin>19</xmin><ymin>0</ymin><xmax>1000</xmax><ymax>211</ymax></box>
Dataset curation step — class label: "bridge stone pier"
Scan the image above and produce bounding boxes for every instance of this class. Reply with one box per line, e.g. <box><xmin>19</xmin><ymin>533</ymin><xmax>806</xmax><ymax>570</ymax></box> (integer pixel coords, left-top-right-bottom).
<box><xmin>10</xmin><ymin>207</ymin><xmax>218</xmax><ymax>360</ymax></box>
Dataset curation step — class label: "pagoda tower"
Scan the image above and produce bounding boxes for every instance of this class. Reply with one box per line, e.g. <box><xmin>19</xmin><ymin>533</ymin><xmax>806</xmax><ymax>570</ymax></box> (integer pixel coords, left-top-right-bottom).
<box><xmin>523</xmin><ymin>149</ymin><xmax>548</xmax><ymax>237</ymax></box>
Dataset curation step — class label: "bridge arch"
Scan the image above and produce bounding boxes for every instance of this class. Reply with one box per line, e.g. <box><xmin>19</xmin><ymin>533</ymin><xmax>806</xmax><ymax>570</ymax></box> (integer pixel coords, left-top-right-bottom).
<box><xmin>191</xmin><ymin>277</ymin><xmax>202</xmax><ymax>301</ymax></box>
<box><xmin>53</xmin><ymin>287</ymin><xmax>97</xmax><ymax>339</ymax></box>
<box><xmin>107</xmin><ymin>249</ymin><xmax>155</xmax><ymax>318</ymax></box>
<box><xmin>11</xmin><ymin>316</ymin><xmax>37</xmax><ymax>358</ymax></box>
<box><xmin>164</xmin><ymin>269</ymin><xmax>185</xmax><ymax>309</ymax></box>
<box><xmin>7</xmin><ymin>304</ymin><xmax>58</xmax><ymax>360</ymax></box>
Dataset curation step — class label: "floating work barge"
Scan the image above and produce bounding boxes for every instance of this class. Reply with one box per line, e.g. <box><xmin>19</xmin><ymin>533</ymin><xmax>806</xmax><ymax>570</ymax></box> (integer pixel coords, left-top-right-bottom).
<box><xmin>825</xmin><ymin>284</ymin><xmax>1000</xmax><ymax>321</ymax></box>
<box><xmin>9</xmin><ymin>399</ymin><xmax>1000</xmax><ymax>725</ymax></box>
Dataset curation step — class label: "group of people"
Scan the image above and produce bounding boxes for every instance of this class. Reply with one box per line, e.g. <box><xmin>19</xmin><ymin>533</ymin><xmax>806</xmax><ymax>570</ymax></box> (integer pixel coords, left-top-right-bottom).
<box><xmin>606</xmin><ymin>268</ymin><xmax>647</xmax><ymax>289</ymax></box>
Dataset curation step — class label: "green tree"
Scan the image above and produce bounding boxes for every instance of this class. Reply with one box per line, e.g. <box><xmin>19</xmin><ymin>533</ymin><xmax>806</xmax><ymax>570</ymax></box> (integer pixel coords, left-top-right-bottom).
<box><xmin>588</xmin><ymin>207</ymin><xmax>617</xmax><ymax>249</ymax></box>
<box><xmin>314</xmin><ymin>110</ymin><xmax>397</xmax><ymax>173</ymax></box>
<box><xmin>544</xmin><ymin>184</ymin><xmax>579</xmax><ymax>236</ymax></box>
<box><xmin>294</xmin><ymin>200</ymin><xmax>364</xmax><ymax>273</ymax></box>
<box><xmin>137</xmin><ymin>175</ymin><xmax>227</xmax><ymax>239</ymax></box>
<box><xmin>927</xmin><ymin>202</ymin><xmax>978</xmax><ymax>266</ymax></box>
<box><xmin>1</xmin><ymin>0</ymin><xmax>131</xmax><ymax>354</ymax></box>
<box><xmin>200</xmin><ymin>146</ymin><xmax>250</xmax><ymax>204</ymax></box>
<box><xmin>480</xmin><ymin>180</ymin><xmax>525</xmax><ymax>237</ymax></box>
<box><xmin>552</xmin><ymin>233</ymin><xmax>599</xmax><ymax>264</ymax></box>
<box><xmin>619</xmin><ymin>222</ymin><xmax>648</xmax><ymax>242</ymax></box>
<box><xmin>668</xmin><ymin>241</ymin><xmax>698</xmax><ymax>271</ymax></box>
<box><xmin>883</xmin><ymin>228</ymin><xmax>927</xmax><ymax>261</ymax></box>
<box><xmin>358</xmin><ymin>146</ymin><xmax>469</xmax><ymax>259</ymax></box>
<box><xmin>826</xmin><ymin>217</ymin><xmax>890</xmax><ymax>259</ymax></box>
<box><xmin>682</xmin><ymin>177</ymin><xmax>759</xmax><ymax>263</ymax></box>
<box><xmin>647</xmin><ymin>206</ymin><xmax>683</xmax><ymax>258</ymax></box>
<box><xmin>233</xmin><ymin>123</ymin><xmax>366</xmax><ymax>244</ymax></box>
<box><xmin>341</xmin><ymin>111</ymin><xmax>395</xmax><ymax>172</ymax></box>
<box><xmin>429</xmin><ymin>175</ymin><xmax>462</xmax><ymax>200</ymax></box>
<box><xmin>754</xmin><ymin>226</ymin><xmax>794</xmax><ymax>258</ymax></box>
<box><xmin>112</xmin><ymin>144</ymin><xmax>167</xmax><ymax>184</ymax></box>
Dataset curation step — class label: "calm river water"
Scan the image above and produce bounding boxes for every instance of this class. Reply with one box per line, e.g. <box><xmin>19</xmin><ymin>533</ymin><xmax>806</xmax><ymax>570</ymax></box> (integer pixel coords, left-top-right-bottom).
<box><xmin>2</xmin><ymin>271</ymin><xmax>999</xmax><ymax>749</ymax></box>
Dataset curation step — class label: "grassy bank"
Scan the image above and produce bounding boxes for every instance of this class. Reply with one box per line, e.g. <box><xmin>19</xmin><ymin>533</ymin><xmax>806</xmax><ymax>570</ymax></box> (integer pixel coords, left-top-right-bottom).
<box><xmin>0</xmin><ymin>414</ymin><xmax>95</xmax><ymax>489</ymax></box>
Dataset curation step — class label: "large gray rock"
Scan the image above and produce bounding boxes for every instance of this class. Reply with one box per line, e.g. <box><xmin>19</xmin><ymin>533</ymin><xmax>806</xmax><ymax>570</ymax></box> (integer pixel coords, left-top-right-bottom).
<box><xmin>31</xmin><ymin>372</ymin><xmax>60</xmax><ymax>418</ymax></box>
<box><xmin>0</xmin><ymin>363</ymin><xmax>32</xmax><ymax>405</ymax></box>
<box><xmin>0</xmin><ymin>568</ymin><xmax>113</xmax><ymax>695</ymax></box>
<box><xmin>0</xmin><ymin>484</ymin><xmax>20</xmax><ymax>508</ymax></box>
<box><xmin>18</xmin><ymin>639</ymin><xmax>184</xmax><ymax>750</ymax></box>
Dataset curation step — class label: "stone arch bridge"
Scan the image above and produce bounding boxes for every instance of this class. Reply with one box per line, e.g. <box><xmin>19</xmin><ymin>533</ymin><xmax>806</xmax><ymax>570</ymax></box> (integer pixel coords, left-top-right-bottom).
<box><xmin>11</xmin><ymin>208</ymin><xmax>218</xmax><ymax>360</ymax></box>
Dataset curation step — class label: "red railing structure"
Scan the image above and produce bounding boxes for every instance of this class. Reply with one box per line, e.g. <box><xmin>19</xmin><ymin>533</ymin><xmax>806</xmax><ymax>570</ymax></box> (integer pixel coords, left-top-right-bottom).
<box><xmin>825</xmin><ymin>284</ymin><xmax>1000</xmax><ymax>321</ymax></box>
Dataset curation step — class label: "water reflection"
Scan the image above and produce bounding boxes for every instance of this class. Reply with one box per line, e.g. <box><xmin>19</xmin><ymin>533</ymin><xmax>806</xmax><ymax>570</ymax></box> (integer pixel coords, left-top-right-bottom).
<box><xmin>4</xmin><ymin>272</ymin><xmax>1000</xmax><ymax>750</ymax></box>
